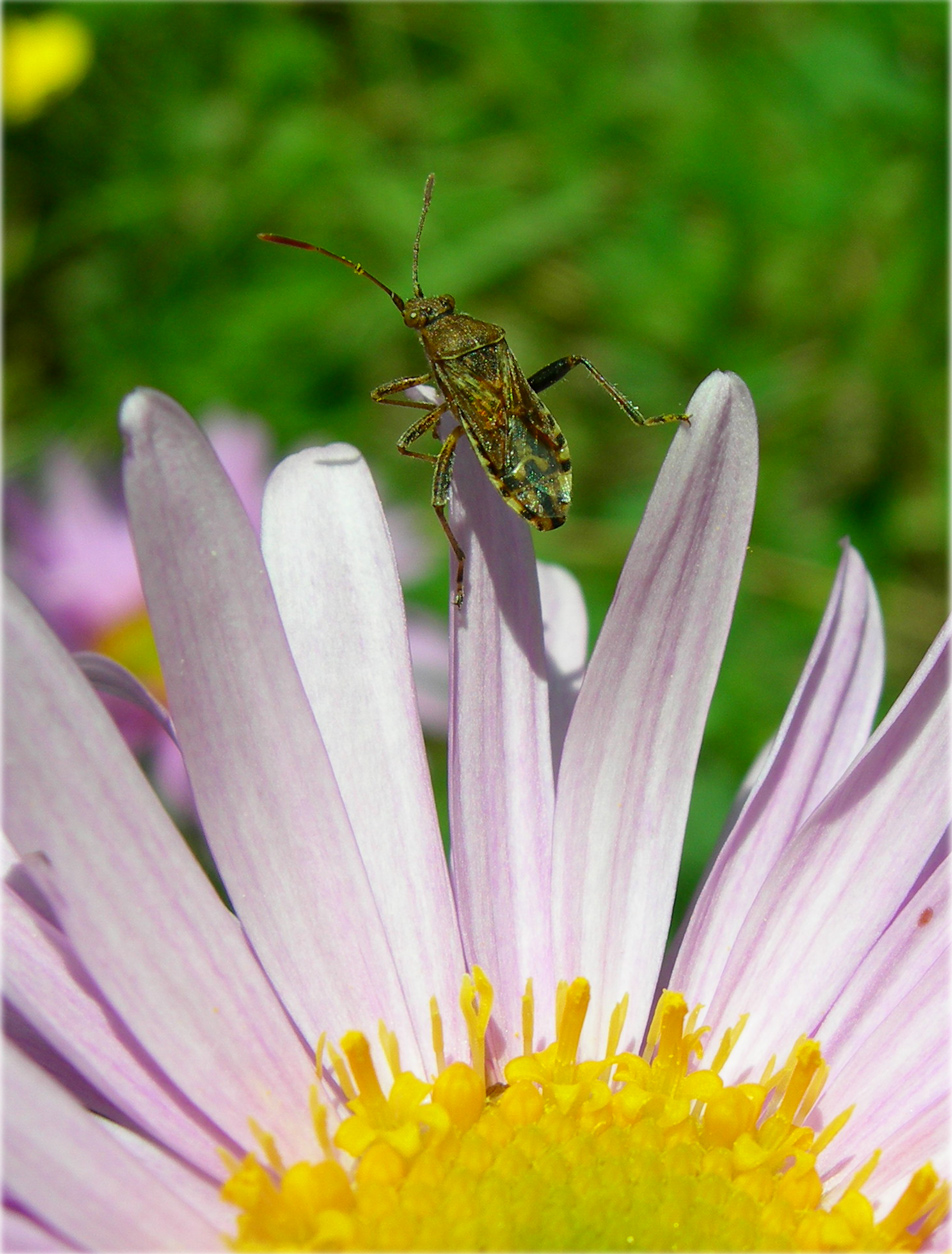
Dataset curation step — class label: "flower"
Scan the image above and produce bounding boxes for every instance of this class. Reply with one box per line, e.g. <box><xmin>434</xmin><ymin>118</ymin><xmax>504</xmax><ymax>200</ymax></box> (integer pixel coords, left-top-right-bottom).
<box><xmin>3</xmin><ymin>372</ymin><xmax>947</xmax><ymax>1250</ymax></box>
<box><xmin>3</xmin><ymin>11</ymin><xmax>93</xmax><ymax>124</ymax></box>
<box><xmin>4</xmin><ymin>415</ymin><xmax>272</xmax><ymax>816</ymax></box>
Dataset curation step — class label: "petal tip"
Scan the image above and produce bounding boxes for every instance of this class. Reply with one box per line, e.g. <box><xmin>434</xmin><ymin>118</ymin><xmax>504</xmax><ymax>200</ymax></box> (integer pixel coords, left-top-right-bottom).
<box><xmin>118</xmin><ymin>388</ymin><xmax>188</xmax><ymax>443</ymax></box>
<box><xmin>685</xmin><ymin>370</ymin><xmax>757</xmax><ymax>444</ymax></box>
<box><xmin>303</xmin><ymin>442</ymin><xmax>364</xmax><ymax>467</ymax></box>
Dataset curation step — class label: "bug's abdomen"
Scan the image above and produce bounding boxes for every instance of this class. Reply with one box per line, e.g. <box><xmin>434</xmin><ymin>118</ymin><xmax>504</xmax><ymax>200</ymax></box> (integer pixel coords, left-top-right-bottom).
<box><xmin>498</xmin><ymin>427</ymin><xmax>572</xmax><ymax>529</ymax></box>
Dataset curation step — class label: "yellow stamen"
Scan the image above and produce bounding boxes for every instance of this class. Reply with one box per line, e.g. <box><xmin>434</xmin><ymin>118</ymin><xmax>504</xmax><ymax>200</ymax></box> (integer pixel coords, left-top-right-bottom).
<box><xmin>459</xmin><ymin>966</ymin><xmax>492</xmax><ymax>1083</ymax></box>
<box><xmin>652</xmin><ymin>990</ymin><xmax>688</xmax><ymax>1070</ymax></box>
<box><xmin>224</xmin><ymin>977</ymin><xmax>945</xmax><ymax>1252</ymax></box>
<box><xmin>776</xmin><ymin>1038</ymin><xmax>823</xmax><ymax>1122</ymax></box>
<box><xmin>554</xmin><ymin>977</ymin><xmax>589</xmax><ymax>1070</ymax></box>
<box><xmin>340</xmin><ymin>1032</ymin><xmax>387</xmax><ymax>1119</ymax></box>
<box><xmin>846</xmin><ymin>1147</ymin><xmax>881</xmax><ymax>1194</ymax></box>
<box><xmin>429</xmin><ymin>996</ymin><xmax>445</xmax><ymax>1074</ymax></box>
<box><xmin>604</xmin><ymin>992</ymin><xmax>629</xmax><ymax>1062</ymax></box>
<box><xmin>378</xmin><ymin>1021</ymin><xmax>400</xmax><ymax>1082</ymax></box>
<box><xmin>325</xmin><ymin>1039</ymin><xmax>357</xmax><ymax>1102</ymax></box>
<box><xmin>554</xmin><ymin>978</ymin><xmax>568</xmax><ymax>1033</ymax></box>
<box><xmin>314</xmin><ymin>1033</ymin><xmax>326</xmax><ymax>1078</ymax></box>
<box><xmin>521</xmin><ymin>978</ymin><xmax>534</xmax><ymax>1056</ymax></box>
<box><xmin>248</xmin><ymin>1119</ymin><xmax>284</xmax><ymax>1174</ymax></box>
<box><xmin>710</xmin><ymin>1011</ymin><xmax>748</xmax><ymax>1074</ymax></box>
<box><xmin>877</xmin><ymin>1165</ymin><xmax>944</xmax><ymax>1244</ymax></box>
<box><xmin>308</xmin><ymin>1088</ymin><xmax>333</xmax><ymax>1162</ymax></box>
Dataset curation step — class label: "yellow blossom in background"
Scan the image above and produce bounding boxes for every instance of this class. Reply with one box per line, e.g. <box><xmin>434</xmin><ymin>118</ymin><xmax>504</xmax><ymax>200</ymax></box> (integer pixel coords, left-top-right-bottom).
<box><xmin>4</xmin><ymin>11</ymin><xmax>92</xmax><ymax>124</ymax></box>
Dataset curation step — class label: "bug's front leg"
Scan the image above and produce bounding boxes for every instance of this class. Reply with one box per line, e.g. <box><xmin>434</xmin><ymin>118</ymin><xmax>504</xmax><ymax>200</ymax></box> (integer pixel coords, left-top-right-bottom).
<box><xmin>528</xmin><ymin>356</ymin><xmax>690</xmax><ymax>426</ymax></box>
<box><xmin>371</xmin><ymin>374</ymin><xmax>440</xmax><ymax>411</ymax></box>
<box><xmin>374</xmin><ymin>379</ymin><xmax>464</xmax><ymax>602</ymax></box>
<box><xmin>431</xmin><ymin>425</ymin><xmax>467</xmax><ymax>607</ymax></box>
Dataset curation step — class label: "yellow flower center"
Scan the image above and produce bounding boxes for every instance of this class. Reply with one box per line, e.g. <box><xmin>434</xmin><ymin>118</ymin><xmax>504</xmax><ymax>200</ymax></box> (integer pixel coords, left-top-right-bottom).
<box><xmin>222</xmin><ymin>976</ymin><xmax>947</xmax><ymax>1251</ymax></box>
<box><xmin>91</xmin><ymin>609</ymin><xmax>166</xmax><ymax>699</ymax></box>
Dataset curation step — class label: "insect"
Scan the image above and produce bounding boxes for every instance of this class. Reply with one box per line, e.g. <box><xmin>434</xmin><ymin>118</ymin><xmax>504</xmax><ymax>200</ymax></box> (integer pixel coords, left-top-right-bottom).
<box><xmin>260</xmin><ymin>175</ymin><xmax>689</xmax><ymax>606</ymax></box>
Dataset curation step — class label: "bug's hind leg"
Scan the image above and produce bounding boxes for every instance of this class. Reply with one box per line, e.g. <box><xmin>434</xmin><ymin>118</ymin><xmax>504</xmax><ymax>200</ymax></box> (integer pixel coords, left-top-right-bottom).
<box><xmin>528</xmin><ymin>356</ymin><xmax>690</xmax><ymax>426</ymax></box>
<box><xmin>431</xmin><ymin>424</ymin><xmax>467</xmax><ymax>607</ymax></box>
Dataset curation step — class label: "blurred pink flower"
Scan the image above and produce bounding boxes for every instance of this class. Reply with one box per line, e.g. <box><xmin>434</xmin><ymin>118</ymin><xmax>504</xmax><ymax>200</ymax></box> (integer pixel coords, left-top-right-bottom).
<box><xmin>3</xmin><ymin>373</ymin><xmax>947</xmax><ymax>1249</ymax></box>
<box><xmin>5</xmin><ymin>414</ymin><xmax>450</xmax><ymax>817</ymax></box>
<box><xmin>5</xmin><ymin>414</ymin><xmax>272</xmax><ymax>816</ymax></box>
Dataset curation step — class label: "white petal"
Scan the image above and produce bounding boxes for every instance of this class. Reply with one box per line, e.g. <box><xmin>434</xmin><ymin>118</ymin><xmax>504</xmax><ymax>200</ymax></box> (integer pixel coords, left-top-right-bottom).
<box><xmin>708</xmin><ymin>623</ymin><xmax>949</xmax><ymax>1077</ymax></box>
<box><xmin>538</xmin><ymin>561</ymin><xmax>589</xmax><ymax>778</ymax></box>
<box><xmin>120</xmin><ymin>388</ymin><xmax>420</xmax><ymax>1060</ymax></box>
<box><xmin>4</xmin><ymin>584</ymin><xmax>318</xmax><ymax>1162</ymax></box>
<box><xmin>261</xmin><ymin>444</ymin><xmax>466</xmax><ymax>1067</ymax></box>
<box><xmin>4</xmin><ymin>883</ymin><xmax>228</xmax><ymax>1180</ymax></box>
<box><xmin>447</xmin><ymin>435</ymin><xmax>557</xmax><ymax>1054</ymax></box>
<box><xmin>5</xmin><ymin>1045</ymin><xmax>223</xmax><ymax>1251</ymax></box>
<box><xmin>552</xmin><ymin>371</ymin><xmax>758</xmax><ymax>1055</ymax></box>
<box><xmin>671</xmin><ymin>540</ymin><xmax>884</xmax><ymax>1006</ymax></box>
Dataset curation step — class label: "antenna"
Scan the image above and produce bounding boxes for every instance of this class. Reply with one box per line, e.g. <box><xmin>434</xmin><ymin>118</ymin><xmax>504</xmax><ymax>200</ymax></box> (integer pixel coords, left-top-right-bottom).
<box><xmin>412</xmin><ymin>174</ymin><xmax>435</xmax><ymax>299</ymax></box>
<box><xmin>257</xmin><ymin>234</ymin><xmax>406</xmax><ymax>313</ymax></box>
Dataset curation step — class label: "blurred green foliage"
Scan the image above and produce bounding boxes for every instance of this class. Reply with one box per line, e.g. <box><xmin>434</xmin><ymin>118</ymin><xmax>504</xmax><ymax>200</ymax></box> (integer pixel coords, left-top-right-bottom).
<box><xmin>5</xmin><ymin>3</ymin><xmax>947</xmax><ymax>927</ymax></box>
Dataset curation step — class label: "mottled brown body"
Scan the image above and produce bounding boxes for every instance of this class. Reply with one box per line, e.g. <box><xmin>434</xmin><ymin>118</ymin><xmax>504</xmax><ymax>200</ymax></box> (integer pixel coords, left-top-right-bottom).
<box><xmin>418</xmin><ymin>308</ymin><xmax>572</xmax><ymax>527</ymax></box>
<box><xmin>260</xmin><ymin>175</ymin><xmax>688</xmax><ymax>605</ymax></box>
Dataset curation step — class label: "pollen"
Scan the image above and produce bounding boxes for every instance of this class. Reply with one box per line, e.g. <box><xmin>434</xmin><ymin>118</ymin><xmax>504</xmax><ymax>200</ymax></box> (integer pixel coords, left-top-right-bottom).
<box><xmin>222</xmin><ymin>976</ymin><xmax>948</xmax><ymax>1251</ymax></box>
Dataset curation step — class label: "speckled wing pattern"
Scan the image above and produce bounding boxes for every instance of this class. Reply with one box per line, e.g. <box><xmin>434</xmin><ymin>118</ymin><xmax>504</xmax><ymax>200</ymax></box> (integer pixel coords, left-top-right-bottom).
<box><xmin>433</xmin><ymin>339</ymin><xmax>572</xmax><ymax>529</ymax></box>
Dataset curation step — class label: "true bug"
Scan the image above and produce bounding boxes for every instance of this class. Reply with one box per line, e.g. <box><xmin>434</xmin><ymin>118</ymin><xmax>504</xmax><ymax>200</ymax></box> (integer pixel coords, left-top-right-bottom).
<box><xmin>260</xmin><ymin>175</ymin><xmax>689</xmax><ymax>605</ymax></box>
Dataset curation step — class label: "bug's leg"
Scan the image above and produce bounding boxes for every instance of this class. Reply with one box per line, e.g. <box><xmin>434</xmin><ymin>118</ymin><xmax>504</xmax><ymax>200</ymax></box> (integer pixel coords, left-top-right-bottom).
<box><xmin>528</xmin><ymin>356</ymin><xmax>690</xmax><ymax>426</ymax></box>
<box><xmin>396</xmin><ymin>401</ymin><xmax>451</xmax><ymax>465</ymax></box>
<box><xmin>371</xmin><ymin>374</ymin><xmax>440</xmax><ymax>410</ymax></box>
<box><xmin>431</xmin><ymin>424</ymin><xmax>467</xmax><ymax>607</ymax></box>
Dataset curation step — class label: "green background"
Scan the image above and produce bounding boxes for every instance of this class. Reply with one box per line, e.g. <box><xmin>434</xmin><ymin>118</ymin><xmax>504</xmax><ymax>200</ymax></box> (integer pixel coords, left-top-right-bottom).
<box><xmin>5</xmin><ymin>3</ymin><xmax>947</xmax><ymax>929</ymax></box>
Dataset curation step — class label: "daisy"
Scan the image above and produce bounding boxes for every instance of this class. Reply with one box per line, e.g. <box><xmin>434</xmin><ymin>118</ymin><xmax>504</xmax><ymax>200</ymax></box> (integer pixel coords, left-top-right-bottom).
<box><xmin>3</xmin><ymin>371</ymin><xmax>947</xmax><ymax>1251</ymax></box>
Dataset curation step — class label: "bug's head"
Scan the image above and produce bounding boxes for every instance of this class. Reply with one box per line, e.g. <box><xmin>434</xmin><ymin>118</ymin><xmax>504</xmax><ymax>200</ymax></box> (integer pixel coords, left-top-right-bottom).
<box><xmin>403</xmin><ymin>293</ymin><xmax>455</xmax><ymax>329</ymax></box>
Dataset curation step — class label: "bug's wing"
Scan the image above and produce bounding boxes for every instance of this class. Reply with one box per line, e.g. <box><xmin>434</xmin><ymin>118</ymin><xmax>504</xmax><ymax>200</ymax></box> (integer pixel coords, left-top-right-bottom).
<box><xmin>433</xmin><ymin>343</ymin><xmax>510</xmax><ymax>467</ymax></box>
<box><xmin>433</xmin><ymin>342</ymin><xmax>572</xmax><ymax>528</ymax></box>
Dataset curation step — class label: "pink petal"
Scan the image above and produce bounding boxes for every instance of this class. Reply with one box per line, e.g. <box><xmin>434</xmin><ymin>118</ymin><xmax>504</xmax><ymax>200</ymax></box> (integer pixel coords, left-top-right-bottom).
<box><xmin>100</xmin><ymin>1119</ymin><xmax>236</xmax><ymax>1232</ymax></box>
<box><xmin>814</xmin><ymin>851</ymin><xmax>947</xmax><ymax>1073</ymax></box>
<box><xmin>4</xmin><ymin>883</ymin><xmax>229</xmax><ymax>1180</ymax></box>
<box><xmin>538</xmin><ymin>561</ymin><xmax>589</xmax><ymax>778</ymax></box>
<box><xmin>120</xmin><ymin>389</ymin><xmax>420</xmax><ymax>1062</ymax></box>
<box><xmin>816</xmin><ymin>953</ymin><xmax>948</xmax><ymax>1209</ymax></box>
<box><xmin>807</xmin><ymin>852</ymin><xmax>949</xmax><ymax>1209</ymax></box>
<box><xmin>5</xmin><ymin>1000</ymin><xmax>134</xmax><ymax>1129</ymax></box>
<box><xmin>260</xmin><ymin>444</ymin><xmax>466</xmax><ymax>1066</ymax></box>
<box><xmin>72</xmin><ymin>651</ymin><xmax>177</xmax><ymax>743</ymax></box>
<box><xmin>671</xmin><ymin>540</ymin><xmax>884</xmax><ymax>1006</ymax></box>
<box><xmin>5</xmin><ymin>1045</ymin><xmax>224</xmax><ymax>1250</ymax></box>
<box><xmin>4</xmin><ymin>584</ymin><xmax>319</xmax><ymax>1162</ymax></box>
<box><xmin>2</xmin><ymin>1207</ymin><xmax>78</xmax><ymax>1252</ymax></box>
<box><xmin>707</xmin><ymin>623</ymin><xmax>950</xmax><ymax>1077</ymax></box>
<box><xmin>447</xmin><ymin>436</ymin><xmax>557</xmax><ymax>1055</ymax></box>
<box><xmin>204</xmin><ymin>411</ymin><xmax>271</xmax><ymax>534</ymax></box>
<box><xmin>552</xmin><ymin>371</ymin><xmax>759</xmax><ymax>1055</ymax></box>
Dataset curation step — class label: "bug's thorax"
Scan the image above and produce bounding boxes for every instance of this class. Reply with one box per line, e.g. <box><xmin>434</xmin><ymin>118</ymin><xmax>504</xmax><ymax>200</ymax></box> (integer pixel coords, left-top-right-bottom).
<box><xmin>404</xmin><ymin>293</ymin><xmax>506</xmax><ymax>363</ymax></box>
